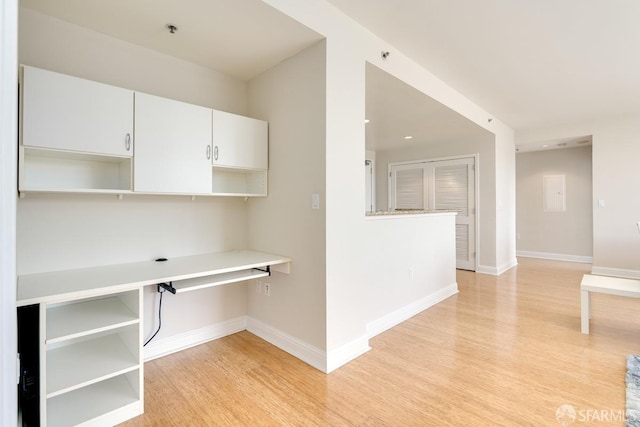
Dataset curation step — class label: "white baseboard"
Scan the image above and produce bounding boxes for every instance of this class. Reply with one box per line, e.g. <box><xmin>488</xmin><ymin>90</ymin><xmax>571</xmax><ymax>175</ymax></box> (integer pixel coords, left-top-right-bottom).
<box><xmin>143</xmin><ymin>316</ymin><xmax>247</xmax><ymax>361</ymax></box>
<box><xmin>326</xmin><ymin>335</ymin><xmax>371</xmax><ymax>374</ymax></box>
<box><xmin>517</xmin><ymin>250</ymin><xmax>593</xmax><ymax>264</ymax></box>
<box><xmin>476</xmin><ymin>264</ymin><xmax>498</xmax><ymax>275</ymax></box>
<box><xmin>142</xmin><ymin>314</ymin><xmax>369</xmax><ymax>374</ymax></box>
<box><xmin>366</xmin><ymin>283</ymin><xmax>458</xmax><ymax>339</ymax></box>
<box><xmin>477</xmin><ymin>258</ymin><xmax>518</xmax><ymax>276</ymax></box>
<box><xmin>591</xmin><ymin>266</ymin><xmax>640</xmax><ymax>280</ymax></box>
<box><xmin>142</xmin><ymin>284</ymin><xmax>463</xmax><ymax>374</ymax></box>
<box><xmin>246</xmin><ymin>317</ymin><xmax>328</xmax><ymax>372</ymax></box>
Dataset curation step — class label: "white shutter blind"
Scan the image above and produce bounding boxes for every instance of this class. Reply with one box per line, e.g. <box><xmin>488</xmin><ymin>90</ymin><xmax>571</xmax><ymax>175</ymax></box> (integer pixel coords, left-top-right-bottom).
<box><xmin>395</xmin><ymin>168</ymin><xmax>424</xmax><ymax>209</ymax></box>
<box><xmin>456</xmin><ymin>224</ymin><xmax>469</xmax><ymax>261</ymax></box>
<box><xmin>434</xmin><ymin>164</ymin><xmax>468</xmax><ymax>215</ymax></box>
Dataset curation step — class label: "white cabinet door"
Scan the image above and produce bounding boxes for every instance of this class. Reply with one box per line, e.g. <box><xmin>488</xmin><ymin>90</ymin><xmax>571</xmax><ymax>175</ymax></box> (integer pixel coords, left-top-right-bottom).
<box><xmin>212</xmin><ymin>110</ymin><xmax>268</xmax><ymax>170</ymax></box>
<box><xmin>21</xmin><ymin>66</ymin><xmax>133</xmax><ymax>157</ymax></box>
<box><xmin>134</xmin><ymin>92</ymin><xmax>212</xmax><ymax>194</ymax></box>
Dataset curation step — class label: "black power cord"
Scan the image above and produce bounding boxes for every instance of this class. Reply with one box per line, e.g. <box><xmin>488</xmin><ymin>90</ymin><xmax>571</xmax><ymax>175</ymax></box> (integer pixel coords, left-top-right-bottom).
<box><xmin>143</xmin><ymin>282</ymin><xmax>176</xmax><ymax>347</ymax></box>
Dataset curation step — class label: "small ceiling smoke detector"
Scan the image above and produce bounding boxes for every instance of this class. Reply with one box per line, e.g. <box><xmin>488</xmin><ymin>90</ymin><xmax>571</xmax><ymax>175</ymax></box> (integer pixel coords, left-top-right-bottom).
<box><xmin>166</xmin><ymin>24</ymin><xmax>178</xmax><ymax>34</ymax></box>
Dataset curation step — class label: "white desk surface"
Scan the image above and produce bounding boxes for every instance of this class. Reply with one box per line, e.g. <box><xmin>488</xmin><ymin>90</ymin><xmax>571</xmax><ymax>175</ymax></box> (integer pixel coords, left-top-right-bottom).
<box><xmin>17</xmin><ymin>250</ymin><xmax>291</xmax><ymax>306</ymax></box>
<box><xmin>581</xmin><ymin>274</ymin><xmax>640</xmax><ymax>299</ymax></box>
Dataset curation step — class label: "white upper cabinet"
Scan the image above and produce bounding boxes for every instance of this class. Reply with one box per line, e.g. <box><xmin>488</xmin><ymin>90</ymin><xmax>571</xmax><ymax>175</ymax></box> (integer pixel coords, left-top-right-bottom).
<box><xmin>134</xmin><ymin>92</ymin><xmax>213</xmax><ymax>194</ymax></box>
<box><xmin>212</xmin><ymin>110</ymin><xmax>268</xmax><ymax>170</ymax></box>
<box><xmin>21</xmin><ymin>65</ymin><xmax>133</xmax><ymax>157</ymax></box>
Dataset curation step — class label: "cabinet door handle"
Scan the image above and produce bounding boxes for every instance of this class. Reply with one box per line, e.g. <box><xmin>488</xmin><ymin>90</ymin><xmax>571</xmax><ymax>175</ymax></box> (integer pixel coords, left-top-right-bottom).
<box><xmin>125</xmin><ymin>133</ymin><xmax>131</xmax><ymax>151</ymax></box>
<box><xmin>214</xmin><ymin>145</ymin><xmax>219</xmax><ymax>161</ymax></box>
<box><xmin>206</xmin><ymin>145</ymin><xmax>211</xmax><ymax>160</ymax></box>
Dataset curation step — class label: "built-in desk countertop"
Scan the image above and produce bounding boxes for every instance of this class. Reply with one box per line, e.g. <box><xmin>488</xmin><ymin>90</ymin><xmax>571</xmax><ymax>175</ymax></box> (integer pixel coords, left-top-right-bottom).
<box><xmin>17</xmin><ymin>250</ymin><xmax>292</xmax><ymax>306</ymax></box>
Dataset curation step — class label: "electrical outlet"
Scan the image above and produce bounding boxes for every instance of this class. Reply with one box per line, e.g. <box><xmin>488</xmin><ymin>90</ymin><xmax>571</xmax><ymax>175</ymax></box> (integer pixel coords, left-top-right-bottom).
<box><xmin>255</xmin><ymin>281</ymin><xmax>261</xmax><ymax>293</ymax></box>
<box><xmin>264</xmin><ymin>283</ymin><xmax>271</xmax><ymax>296</ymax></box>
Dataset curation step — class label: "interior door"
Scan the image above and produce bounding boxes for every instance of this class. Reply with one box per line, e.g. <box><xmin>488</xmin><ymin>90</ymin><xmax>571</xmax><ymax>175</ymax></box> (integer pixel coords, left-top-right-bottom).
<box><xmin>389</xmin><ymin>157</ymin><xmax>476</xmax><ymax>270</ymax></box>
<box><xmin>431</xmin><ymin>158</ymin><xmax>476</xmax><ymax>271</ymax></box>
<box><xmin>389</xmin><ymin>163</ymin><xmax>427</xmax><ymax>210</ymax></box>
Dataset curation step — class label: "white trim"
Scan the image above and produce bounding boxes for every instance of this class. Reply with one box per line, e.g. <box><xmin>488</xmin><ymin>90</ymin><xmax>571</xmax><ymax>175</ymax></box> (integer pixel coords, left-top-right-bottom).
<box><xmin>476</xmin><ymin>264</ymin><xmax>499</xmax><ymax>275</ymax></box>
<box><xmin>365</xmin><ymin>150</ymin><xmax>376</xmax><ymax>212</ymax></box>
<box><xmin>246</xmin><ymin>317</ymin><xmax>328</xmax><ymax>373</ymax></box>
<box><xmin>326</xmin><ymin>335</ymin><xmax>370</xmax><ymax>374</ymax></box>
<box><xmin>1</xmin><ymin>0</ymin><xmax>18</xmax><ymax>424</ymax></box>
<box><xmin>367</xmin><ymin>282</ymin><xmax>458</xmax><ymax>338</ymax></box>
<box><xmin>591</xmin><ymin>266</ymin><xmax>640</xmax><ymax>280</ymax></box>
<box><xmin>517</xmin><ymin>250</ymin><xmax>593</xmax><ymax>264</ymax></box>
<box><xmin>477</xmin><ymin>258</ymin><xmax>518</xmax><ymax>276</ymax></box>
<box><xmin>144</xmin><ymin>316</ymin><xmax>247</xmax><ymax>361</ymax></box>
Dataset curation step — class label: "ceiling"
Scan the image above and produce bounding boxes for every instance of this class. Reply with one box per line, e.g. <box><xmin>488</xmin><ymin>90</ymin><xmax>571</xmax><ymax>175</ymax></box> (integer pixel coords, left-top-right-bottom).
<box><xmin>21</xmin><ymin>1</ymin><xmax>625</xmax><ymax>152</ymax></box>
<box><xmin>328</xmin><ymin>0</ymin><xmax>640</xmax><ymax>133</ymax></box>
<box><xmin>366</xmin><ymin>63</ymin><xmax>492</xmax><ymax>151</ymax></box>
<box><xmin>20</xmin><ymin>0</ymin><xmax>324</xmax><ymax>81</ymax></box>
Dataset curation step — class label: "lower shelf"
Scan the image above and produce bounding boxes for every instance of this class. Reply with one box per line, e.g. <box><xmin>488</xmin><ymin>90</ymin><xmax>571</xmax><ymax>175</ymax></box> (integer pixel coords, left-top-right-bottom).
<box><xmin>47</xmin><ymin>373</ymin><xmax>141</xmax><ymax>427</ymax></box>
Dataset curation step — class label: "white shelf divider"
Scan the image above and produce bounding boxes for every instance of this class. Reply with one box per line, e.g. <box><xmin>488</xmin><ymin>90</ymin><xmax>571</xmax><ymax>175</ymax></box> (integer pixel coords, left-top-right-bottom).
<box><xmin>46</xmin><ymin>332</ymin><xmax>139</xmax><ymax>398</ymax></box>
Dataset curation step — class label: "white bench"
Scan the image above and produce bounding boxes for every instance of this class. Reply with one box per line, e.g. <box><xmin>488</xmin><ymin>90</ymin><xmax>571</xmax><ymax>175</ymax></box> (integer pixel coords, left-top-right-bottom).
<box><xmin>581</xmin><ymin>274</ymin><xmax>640</xmax><ymax>334</ymax></box>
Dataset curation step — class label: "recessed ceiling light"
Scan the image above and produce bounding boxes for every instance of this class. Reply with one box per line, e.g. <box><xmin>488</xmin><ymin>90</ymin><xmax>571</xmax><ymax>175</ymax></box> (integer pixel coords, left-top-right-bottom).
<box><xmin>542</xmin><ymin>144</ymin><xmax>549</xmax><ymax>148</ymax></box>
<box><xmin>404</xmin><ymin>136</ymin><xmax>413</xmax><ymax>140</ymax></box>
<box><xmin>364</xmin><ymin>119</ymin><xmax>370</xmax><ymax>123</ymax></box>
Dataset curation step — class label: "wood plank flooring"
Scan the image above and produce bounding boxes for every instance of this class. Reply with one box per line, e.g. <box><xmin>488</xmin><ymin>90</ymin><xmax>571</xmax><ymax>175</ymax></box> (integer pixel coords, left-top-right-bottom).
<box><xmin>121</xmin><ymin>258</ymin><xmax>640</xmax><ymax>426</ymax></box>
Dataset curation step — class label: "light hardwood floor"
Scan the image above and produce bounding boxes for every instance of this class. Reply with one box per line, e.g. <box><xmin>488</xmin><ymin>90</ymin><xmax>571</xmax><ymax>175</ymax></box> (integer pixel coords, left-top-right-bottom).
<box><xmin>121</xmin><ymin>258</ymin><xmax>640</xmax><ymax>426</ymax></box>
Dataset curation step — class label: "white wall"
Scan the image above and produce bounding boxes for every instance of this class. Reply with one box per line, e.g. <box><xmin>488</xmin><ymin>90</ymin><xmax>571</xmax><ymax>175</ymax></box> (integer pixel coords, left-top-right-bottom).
<box><xmin>517</xmin><ymin>114</ymin><xmax>640</xmax><ymax>278</ymax></box>
<box><xmin>246</xmin><ymin>41</ymin><xmax>327</xmax><ymax>351</ymax></box>
<box><xmin>591</xmin><ymin>114</ymin><xmax>640</xmax><ymax>277</ymax></box>
<box><xmin>494</xmin><ymin>128</ymin><xmax>517</xmax><ymax>273</ymax></box>
<box><xmin>516</xmin><ymin>146</ymin><xmax>593</xmax><ymax>261</ymax></box>
<box><xmin>363</xmin><ymin>214</ymin><xmax>457</xmax><ymax>332</ymax></box>
<box><xmin>263</xmin><ymin>0</ymin><xmax>516</xmax><ymax>362</ymax></box>
<box><xmin>18</xmin><ymin>10</ymin><xmax>252</xmax><ymax>345</ymax></box>
<box><xmin>1</xmin><ymin>0</ymin><xmax>18</xmax><ymax>423</ymax></box>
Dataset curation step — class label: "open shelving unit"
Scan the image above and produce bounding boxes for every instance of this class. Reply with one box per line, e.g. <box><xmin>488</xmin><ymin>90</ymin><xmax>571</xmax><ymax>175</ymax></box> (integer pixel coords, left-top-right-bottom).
<box><xmin>41</xmin><ymin>290</ymin><xmax>143</xmax><ymax>426</ymax></box>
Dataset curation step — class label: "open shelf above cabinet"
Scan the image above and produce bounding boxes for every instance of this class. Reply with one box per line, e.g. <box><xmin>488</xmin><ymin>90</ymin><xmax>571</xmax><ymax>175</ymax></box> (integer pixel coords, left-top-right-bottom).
<box><xmin>212</xmin><ymin>167</ymin><xmax>267</xmax><ymax>197</ymax></box>
<box><xmin>20</xmin><ymin>147</ymin><xmax>132</xmax><ymax>193</ymax></box>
